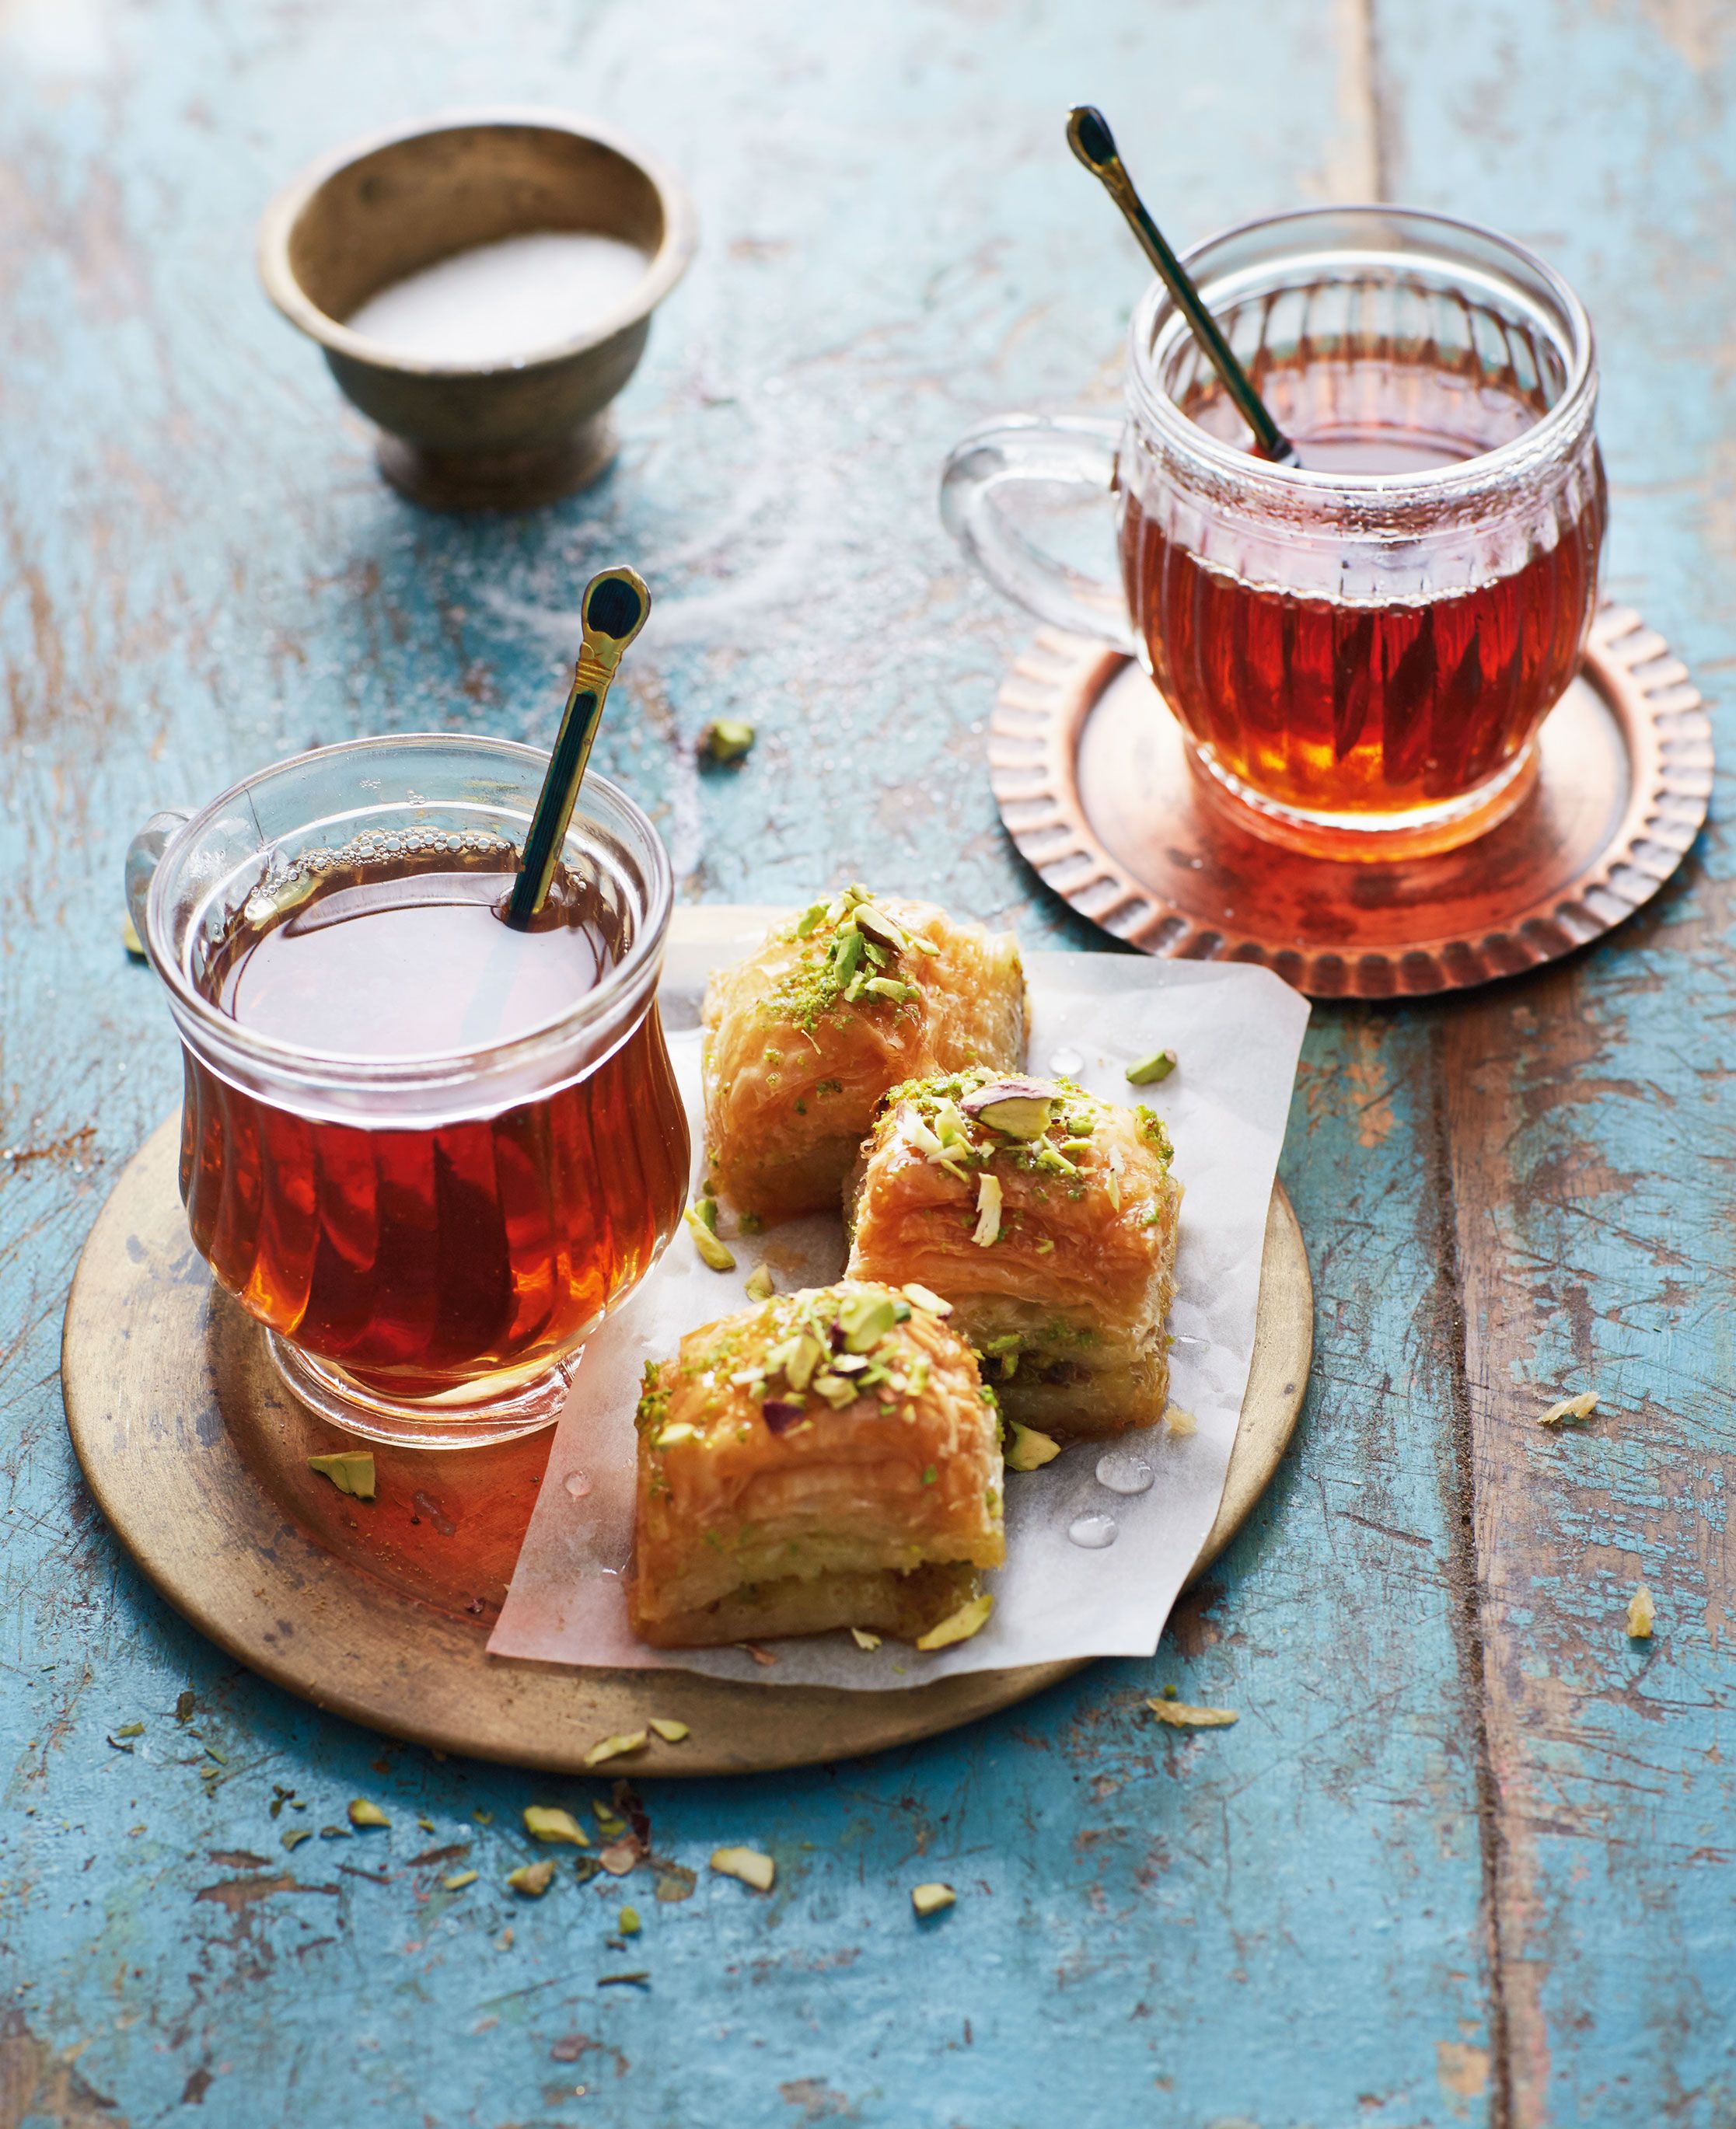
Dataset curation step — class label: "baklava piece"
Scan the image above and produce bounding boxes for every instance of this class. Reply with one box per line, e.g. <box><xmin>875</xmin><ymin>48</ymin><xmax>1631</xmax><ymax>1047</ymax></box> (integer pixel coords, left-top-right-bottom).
<box><xmin>700</xmin><ymin>887</ymin><xmax>1025</xmax><ymax>1224</ymax></box>
<box><xmin>628</xmin><ymin>1281</ymin><xmax>1004</xmax><ymax>1649</ymax></box>
<box><xmin>845</xmin><ymin>1069</ymin><xmax>1182</xmax><ymax>1441</ymax></box>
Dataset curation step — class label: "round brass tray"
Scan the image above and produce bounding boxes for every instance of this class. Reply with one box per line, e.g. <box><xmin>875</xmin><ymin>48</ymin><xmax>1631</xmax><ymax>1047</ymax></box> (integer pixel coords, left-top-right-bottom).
<box><xmin>991</xmin><ymin>605</ymin><xmax>1712</xmax><ymax>999</ymax></box>
<box><xmin>63</xmin><ymin>1114</ymin><xmax>1312</xmax><ymax>1780</ymax></box>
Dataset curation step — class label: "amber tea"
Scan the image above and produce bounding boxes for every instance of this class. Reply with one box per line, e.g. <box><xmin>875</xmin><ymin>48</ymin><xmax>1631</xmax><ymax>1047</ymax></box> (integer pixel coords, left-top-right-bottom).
<box><xmin>1119</xmin><ymin>345</ymin><xmax>1605</xmax><ymax>823</ymax></box>
<box><xmin>943</xmin><ymin>208</ymin><xmax>1605</xmax><ymax>854</ymax></box>
<box><xmin>181</xmin><ymin>830</ymin><xmax>690</xmax><ymax>1405</ymax></box>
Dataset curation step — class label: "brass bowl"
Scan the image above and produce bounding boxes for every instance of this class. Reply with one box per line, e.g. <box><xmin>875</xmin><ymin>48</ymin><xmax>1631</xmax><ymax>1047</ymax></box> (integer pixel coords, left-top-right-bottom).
<box><xmin>258</xmin><ymin>108</ymin><xmax>696</xmax><ymax>510</ymax></box>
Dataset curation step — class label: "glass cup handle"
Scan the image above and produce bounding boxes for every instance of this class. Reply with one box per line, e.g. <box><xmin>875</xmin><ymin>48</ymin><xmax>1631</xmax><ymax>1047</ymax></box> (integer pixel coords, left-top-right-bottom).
<box><xmin>939</xmin><ymin>414</ymin><xmax>1137</xmax><ymax>654</ymax></box>
<box><xmin>125</xmin><ymin>809</ymin><xmax>192</xmax><ymax>954</ymax></box>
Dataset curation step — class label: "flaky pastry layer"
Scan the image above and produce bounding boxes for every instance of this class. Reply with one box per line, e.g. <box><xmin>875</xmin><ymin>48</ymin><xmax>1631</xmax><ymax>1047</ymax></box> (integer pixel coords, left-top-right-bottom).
<box><xmin>701</xmin><ymin>894</ymin><xmax>1025</xmax><ymax>1223</ymax></box>
<box><xmin>628</xmin><ymin>1281</ymin><xmax>1004</xmax><ymax>1646</ymax></box>
<box><xmin>844</xmin><ymin>1070</ymin><xmax>1182</xmax><ymax>1439</ymax></box>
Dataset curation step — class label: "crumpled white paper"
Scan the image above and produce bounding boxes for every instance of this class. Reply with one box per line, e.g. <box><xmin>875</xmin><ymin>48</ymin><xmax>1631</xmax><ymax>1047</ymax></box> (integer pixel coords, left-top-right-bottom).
<box><xmin>489</xmin><ymin>925</ymin><xmax>1309</xmax><ymax>1689</ymax></box>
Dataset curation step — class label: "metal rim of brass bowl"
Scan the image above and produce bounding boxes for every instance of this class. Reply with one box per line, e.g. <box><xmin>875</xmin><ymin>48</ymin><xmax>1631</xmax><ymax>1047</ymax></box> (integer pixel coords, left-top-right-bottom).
<box><xmin>61</xmin><ymin>993</ymin><xmax>1313</xmax><ymax>1776</ymax></box>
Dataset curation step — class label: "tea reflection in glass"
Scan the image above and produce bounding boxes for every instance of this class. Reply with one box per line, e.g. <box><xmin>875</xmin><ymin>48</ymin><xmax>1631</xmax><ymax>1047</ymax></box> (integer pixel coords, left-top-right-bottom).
<box><xmin>128</xmin><ymin>736</ymin><xmax>688</xmax><ymax>1447</ymax></box>
<box><xmin>943</xmin><ymin>208</ymin><xmax>1606</xmax><ymax>857</ymax></box>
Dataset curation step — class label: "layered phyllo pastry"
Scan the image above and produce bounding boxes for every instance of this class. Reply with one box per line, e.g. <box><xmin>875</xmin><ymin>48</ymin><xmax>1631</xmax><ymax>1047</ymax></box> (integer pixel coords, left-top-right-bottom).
<box><xmin>701</xmin><ymin>887</ymin><xmax>1025</xmax><ymax>1224</ymax></box>
<box><xmin>845</xmin><ymin>1070</ymin><xmax>1182</xmax><ymax>1441</ymax></box>
<box><xmin>628</xmin><ymin>1280</ymin><xmax>1004</xmax><ymax>1649</ymax></box>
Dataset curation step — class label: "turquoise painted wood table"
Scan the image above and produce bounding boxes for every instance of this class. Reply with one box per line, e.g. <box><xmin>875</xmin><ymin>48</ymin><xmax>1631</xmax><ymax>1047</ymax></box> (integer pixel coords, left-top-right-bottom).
<box><xmin>3</xmin><ymin>3</ymin><xmax>1732</xmax><ymax>2123</ymax></box>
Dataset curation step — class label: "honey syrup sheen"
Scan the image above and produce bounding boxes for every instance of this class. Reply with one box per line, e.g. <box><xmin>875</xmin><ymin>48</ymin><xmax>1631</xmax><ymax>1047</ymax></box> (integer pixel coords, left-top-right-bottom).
<box><xmin>183</xmin><ymin>832</ymin><xmax>690</xmax><ymax>1398</ymax></box>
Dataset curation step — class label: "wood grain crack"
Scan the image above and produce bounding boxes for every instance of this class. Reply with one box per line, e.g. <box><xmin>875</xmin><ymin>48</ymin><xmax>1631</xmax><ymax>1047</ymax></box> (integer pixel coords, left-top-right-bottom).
<box><xmin>1427</xmin><ymin>1019</ymin><xmax>1515</xmax><ymax>2129</ymax></box>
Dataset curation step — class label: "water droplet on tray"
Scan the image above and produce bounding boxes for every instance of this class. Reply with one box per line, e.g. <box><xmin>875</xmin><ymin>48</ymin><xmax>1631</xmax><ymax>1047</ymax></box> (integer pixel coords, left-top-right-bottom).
<box><xmin>1049</xmin><ymin>1046</ymin><xmax>1085</xmax><ymax>1077</ymax></box>
<box><xmin>1095</xmin><ymin>1450</ymin><xmax>1153</xmax><ymax>1496</ymax></box>
<box><xmin>564</xmin><ymin>1470</ymin><xmax>592</xmax><ymax>1499</ymax></box>
<box><xmin>1068</xmin><ymin>1511</ymin><xmax>1119</xmax><ymax>1549</ymax></box>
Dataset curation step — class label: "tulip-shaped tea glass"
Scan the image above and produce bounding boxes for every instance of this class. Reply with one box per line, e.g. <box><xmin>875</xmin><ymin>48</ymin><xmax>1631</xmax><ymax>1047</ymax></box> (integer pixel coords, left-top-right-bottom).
<box><xmin>942</xmin><ymin>207</ymin><xmax>1606</xmax><ymax>858</ymax></box>
<box><xmin>127</xmin><ymin>735</ymin><xmax>689</xmax><ymax>1447</ymax></box>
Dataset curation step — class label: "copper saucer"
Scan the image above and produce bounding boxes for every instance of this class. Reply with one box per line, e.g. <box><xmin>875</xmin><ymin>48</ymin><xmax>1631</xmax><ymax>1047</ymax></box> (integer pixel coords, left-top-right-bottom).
<box><xmin>991</xmin><ymin>606</ymin><xmax>1712</xmax><ymax>999</ymax></box>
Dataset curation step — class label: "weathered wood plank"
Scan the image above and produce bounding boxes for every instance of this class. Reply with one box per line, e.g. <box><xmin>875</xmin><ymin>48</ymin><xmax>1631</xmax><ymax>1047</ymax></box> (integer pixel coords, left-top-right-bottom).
<box><xmin>9</xmin><ymin>0</ymin><xmax>1717</xmax><ymax>2121</ymax></box>
<box><xmin>1383</xmin><ymin>2</ymin><xmax>1736</xmax><ymax>2119</ymax></box>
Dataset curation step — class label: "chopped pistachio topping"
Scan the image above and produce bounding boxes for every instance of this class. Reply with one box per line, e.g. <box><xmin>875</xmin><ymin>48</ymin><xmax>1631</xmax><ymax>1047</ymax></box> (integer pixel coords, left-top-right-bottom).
<box><xmin>683</xmin><ymin>1203</ymin><xmax>737</xmax><ymax>1272</ymax></box>
<box><xmin>114</xmin><ymin>1722</ymin><xmax>145</xmax><ymax>1740</ymax></box>
<box><xmin>584</xmin><ymin>1730</ymin><xmax>649</xmax><ymax>1768</ymax></box>
<box><xmin>281</xmin><ymin>1828</ymin><xmax>313</xmax><ymax>1852</ymax></box>
<box><xmin>972</xmin><ymin>1173</ymin><xmax>1003</xmax><ymax>1248</ymax></box>
<box><xmin>902</xmin><ymin>1281</ymin><xmax>952</xmax><ymax>1316</ymax></box>
<box><xmin>711</xmin><ymin>1845</ymin><xmax>776</xmax><ymax>1892</ymax></box>
<box><xmin>648</xmin><ymin>1718</ymin><xmax>690</xmax><ymax>1743</ymax></box>
<box><xmin>838</xmin><ymin>1290</ymin><xmax>899</xmax><ymax>1351</ymax></box>
<box><xmin>443</xmin><ymin>1869</ymin><xmax>478</xmax><ymax>1890</ymax></box>
<box><xmin>524</xmin><ymin>1806</ymin><xmax>591</xmax><ymax>1847</ymax></box>
<box><xmin>700</xmin><ymin>717</ymin><xmax>756</xmax><ymax>763</ymax></box>
<box><xmin>851</xmin><ymin>900</ymin><xmax>906</xmax><ymax>951</ymax></box>
<box><xmin>916</xmin><ymin>1593</ymin><xmax>994</xmax><ymax>1651</ymax></box>
<box><xmin>850</xmin><ymin>1628</ymin><xmax>882</xmax><ymax>1651</ymax></box>
<box><xmin>1005</xmin><ymin>1422</ymin><xmax>1062</xmax><ymax>1471</ymax></box>
<box><xmin>508</xmin><ymin>1858</ymin><xmax>557</xmax><ymax>1897</ymax></box>
<box><xmin>910</xmin><ymin>1882</ymin><xmax>956</xmax><ymax>1918</ymax></box>
<box><xmin>308</xmin><ymin>1450</ymin><xmax>376</xmax><ymax>1500</ymax></box>
<box><xmin>619</xmin><ymin>1905</ymin><xmax>642</xmax><ymax>1935</ymax></box>
<box><xmin>1539</xmin><ymin>1391</ymin><xmax>1598</xmax><ymax>1426</ymax></box>
<box><xmin>1627</xmin><ymin>1583</ymin><xmax>1656</xmax><ymax>1639</ymax></box>
<box><xmin>744</xmin><ymin>1262</ymin><xmax>775</xmax><ymax>1303</ymax></box>
<box><xmin>765</xmin><ymin>888</ymin><xmax>927</xmax><ymax>1030</ymax></box>
<box><xmin>1147</xmin><ymin>1699</ymin><xmax>1238</xmax><ymax>1728</ymax></box>
<box><xmin>810</xmin><ymin>1371</ymin><xmax>858</xmax><ymax>1411</ymax></box>
<box><xmin>779</xmin><ymin>1331</ymin><xmax>826</xmax><ymax>1393</ymax></box>
<box><xmin>1125</xmin><ymin>1049</ymin><xmax>1177</xmax><ymax>1085</ymax></box>
<box><xmin>962</xmin><ymin>1076</ymin><xmax>1064</xmax><ymax>1141</ymax></box>
<box><xmin>348</xmin><ymin>1799</ymin><xmax>389</xmax><ymax>1828</ymax></box>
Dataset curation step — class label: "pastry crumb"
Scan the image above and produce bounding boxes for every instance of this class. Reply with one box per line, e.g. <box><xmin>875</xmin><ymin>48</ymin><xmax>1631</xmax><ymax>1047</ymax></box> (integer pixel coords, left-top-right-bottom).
<box><xmin>711</xmin><ymin>1846</ymin><xmax>775</xmax><ymax>1892</ymax></box>
<box><xmin>1627</xmin><ymin>1583</ymin><xmax>1655</xmax><ymax>1639</ymax></box>
<box><xmin>1147</xmin><ymin>1698</ymin><xmax>1237</xmax><ymax>1728</ymax></box>
<box><xmin>916</xmin><ymin>1593</ymin><xmax>993</xmax><ymax>1651</ymax></box>
<box><xmin>1539</xmin><ymin>1391</ymin><xmax>1598</xmax><ymax>1426</ymax></box>
<box><xmin>523</xmin><ymin>1806</ymin><xmax>590</xmax><ymax>1846</ymax></box>
<box><xmin>583</xmin><ymin>1730</ymin><xmax>648</xmax><ymax>1768</ymax></box>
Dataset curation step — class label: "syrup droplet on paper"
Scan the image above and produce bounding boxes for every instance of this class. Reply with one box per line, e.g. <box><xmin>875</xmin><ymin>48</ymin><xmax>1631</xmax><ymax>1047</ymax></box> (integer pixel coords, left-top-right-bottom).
<box><xmin>1049</xmin><ymin>1046</ymin><xmax>1085</xmax><ymax>1077</ymax></box>
<box><xmin>564</xmin><ymin>1470</ymin><xmax>592</xmax><ymax>1499</ymax></box>
<box><xmin>1068</xmin><ymin>1511</ymin><xmax>1119</xmax><ymax>1549</ymax></box>
<box><xmin>1095</xmin><ymin>1450</ymin><xmax>1154</xmax><ymax>1496</ymax></box>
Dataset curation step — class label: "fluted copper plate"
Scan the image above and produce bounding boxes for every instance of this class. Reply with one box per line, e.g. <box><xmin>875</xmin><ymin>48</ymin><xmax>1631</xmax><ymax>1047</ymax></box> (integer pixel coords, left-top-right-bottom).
<box><xmin>992</xmin><ymin>606</ymin><xmax>1712</xmax><ymax>998</ymax></box>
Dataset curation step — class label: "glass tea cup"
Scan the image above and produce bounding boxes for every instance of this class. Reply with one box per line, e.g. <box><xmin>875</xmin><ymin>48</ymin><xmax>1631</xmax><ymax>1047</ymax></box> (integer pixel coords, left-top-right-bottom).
<box><xmin>941</xmin><ymin>206</ymin><xmax>1606</xmax><ymax>858</ymax></box>
<box><xmin>126</xmin><ymin>733</ymin><xmax>690</xmax><ymax>1448</ymax></box>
